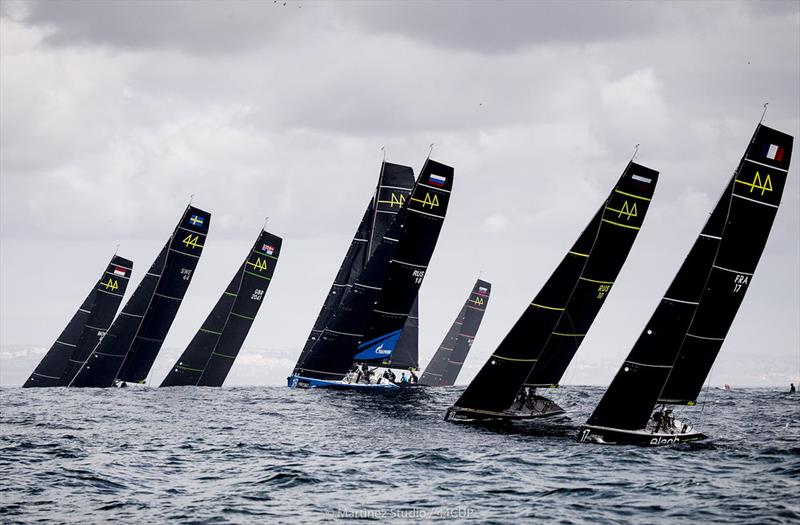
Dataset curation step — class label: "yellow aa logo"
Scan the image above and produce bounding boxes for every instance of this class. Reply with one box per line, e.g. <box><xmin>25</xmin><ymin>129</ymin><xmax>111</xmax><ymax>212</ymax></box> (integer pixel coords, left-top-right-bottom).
<box><xmin>472</xmin><ymin>296</ymin><xmax>485</xmax><ymax>306</ymax></box>
<box><xmin>182</xmin><ymin>234</ymin><xmax>203</xmax><ymax>249</ymax></box>
<box><xmin>618</xmin><ymin>201</ymin><xmax>638</xmax><ymax>221</ymax></box>
<box><xmin>247</xmin><ymin>257</ymin><xmax>268</xmax><ymax>272</ymax></box>
<box><xmin>749</xmin><ymin>171</ymin><xmax>773</xmax><ymax>195</ymax></box>
<box><xmin>101</xmin><ymin>278</ymin><xmax>119</xmax><ymax>291</ymax></box>
<box><xmin>412</xmin><ymin>192</ymin><xmax>440</xmax><ymax>209</ymax></box>
<box><xmin>390</xmin><ymin>193</ymin><xmax>406</xmax><ymax>207</ymax></box>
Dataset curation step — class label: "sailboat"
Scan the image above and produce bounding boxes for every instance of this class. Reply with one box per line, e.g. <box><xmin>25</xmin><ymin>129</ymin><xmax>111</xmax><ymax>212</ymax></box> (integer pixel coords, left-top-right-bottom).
<box><xmin>446</xmin><ymin>161</ymin><xmax>659</xmax><ymax>422</ymax></box>
<box><xmin>579</xmin><ymin>123</ymin><xmax>793</xmax><ymax>446</ymax></box>
<box><xmin>419</xmin><ymin>279</ymin><xmax>491</xmax><ymax>387</ymax></box>
<box><xmin>295</xmin><ymin>161</ymin><xmax>417</xmax><ymax>372</ymax></box>
<box><xmin>289</xmin><ymin>159</ymin><xmax>454</xmax><ymax>389</ymax></box>
<box><xmin>160</xmin><ymin>228</ymin><xmax>282</xmax><ymax>387</ymax></box>
<box><xmin>24</xmin><ymin>255</ymin><xmax>133</xmax><ymax>387</ymax></box>
<box><xmin>70</xmin><ymin>205</ymin><xmax>211</xmax><ymax>387</ymax></box>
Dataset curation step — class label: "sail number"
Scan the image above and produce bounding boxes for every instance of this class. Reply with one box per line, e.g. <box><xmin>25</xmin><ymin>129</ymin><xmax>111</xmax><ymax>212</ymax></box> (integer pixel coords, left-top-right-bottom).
<box><xmin>251</xmin><ymin>288</ymin><xmax>265</xmax><ymax>302</ymax></box>
<box><xmin>412</xmin><ymin>269</ymin><xmax>426</xmax><ymax>284</ymax></box>
<box><xmin>733</xmin><ymin>274</ymin><xmax>749</xmax><ymax>293</ymax></box>
<box><xmin>596</xmin><ymin>284</ymin><xmax>611</xmax><ymax>299</ymax></box>
<box><xmin>182</xmin><ymin>234</ymin><xmax>203</xmax><ymax>250</ymax></box>
<box><xmin>180</xmin><ymin>268</ymin><xmax>193</xmax><ymax>281</ymax></box>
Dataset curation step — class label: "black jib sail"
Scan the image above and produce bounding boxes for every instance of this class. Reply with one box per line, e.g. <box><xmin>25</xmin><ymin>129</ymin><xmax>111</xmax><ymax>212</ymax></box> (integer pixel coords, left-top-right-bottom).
<box><xmin>419</xmin><ymin>279</ymin><xmax>491</xmax><ymax>387</ymax></box>
<box><xmin>581</xmin><ymin>124</ymin><xmax>793</xmax><ymax>445</ymax></box>
<box><xmin>447</xmin><ymin>162</ymin><xmax>658</xmax><ymax>421</ymax></box>
<box><xmin>295</xmin><ymin>162</ymin><xmax>415</xmax><ymax>367</ymax></box>
<box><xmin>24</xmin><ymin>255</ymin><xmax>133</xmax><ymax>388</ymax></box>
<box><xmin>70</xmin><ymin>205</ymin><xmax>211</xmax><ymax>387</ymax></box>
<box><xmin>292</xmin><ymin>159</ymin><xmax>454</xmax><ymax>381</ymax></box>
<box><xmin>161</xmin><ymin>229</ymin><xmax>282</xmax><ymax>387</ymax></box>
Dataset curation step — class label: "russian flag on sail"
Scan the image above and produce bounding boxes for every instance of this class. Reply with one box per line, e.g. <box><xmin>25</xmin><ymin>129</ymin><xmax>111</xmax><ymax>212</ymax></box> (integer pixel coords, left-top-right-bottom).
<box><xmin>429</xmin><ymin>174</ymin><xmax>446</xmax><ymax>187</ymax></box>
<box><xmin>763</xmin><ymin>143</ymin><xmax>785</xmax><ymax>162</ymax></box>
<box><xmin>113</xmin><ymin>267</ymin><xmax>127</xmax><ymax>277</ymax></box>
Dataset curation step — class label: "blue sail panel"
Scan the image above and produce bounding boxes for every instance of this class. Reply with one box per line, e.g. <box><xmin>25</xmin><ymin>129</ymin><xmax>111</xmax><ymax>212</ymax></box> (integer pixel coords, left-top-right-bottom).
<box><xmin>353</xmin><ymin>330</ymin><xmax>402</xmax><ymax>361</ymax></box>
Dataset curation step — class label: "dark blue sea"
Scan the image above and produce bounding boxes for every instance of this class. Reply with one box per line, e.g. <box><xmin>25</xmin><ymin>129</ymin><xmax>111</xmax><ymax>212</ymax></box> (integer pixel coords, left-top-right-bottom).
<box><xmin>1</xmin><ymin>386</ymin><xmax>798</xmax><ymax>523</ymax></box>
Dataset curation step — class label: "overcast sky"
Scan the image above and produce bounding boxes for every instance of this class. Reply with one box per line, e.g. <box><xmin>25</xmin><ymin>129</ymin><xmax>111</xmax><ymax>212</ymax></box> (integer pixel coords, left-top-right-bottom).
<box><xmin>1</xmin><ymin>0</ymin><xmax>798</xmax><ymax>387</ymax></box>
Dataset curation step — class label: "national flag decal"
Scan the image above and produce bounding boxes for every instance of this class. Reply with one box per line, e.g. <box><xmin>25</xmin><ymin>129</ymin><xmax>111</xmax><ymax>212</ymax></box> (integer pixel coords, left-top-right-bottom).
<box><xmin>764</xmin><ymin>143</ymin><xmax>785</xmax><ymax>162</ymax></box>
<box><xmin>113</xmin><ymin>267</ymin><xmax>127</xmax><ymax>277</ymax></box>
<box><xmin>262</xmin><ymin>244</ymin><xmax>275</xmax><ymax>255</ymax></box>
<box><xmin>478</xmin><ymin>286</ymin><xmax>488</xmax><ymax>293</ymax></box>
<box><xmin>632</xmin><ymin>174</ymin><xmax>652</xmax><ymax>184</ymax></box>
<box><xmin>189</xmin><ymin>214</ymin><xmax>205</xmax><ymax>227</ymax></box>
<box><xmin>429</xmin><ymin>174</ymin><xmax>446</xmax><ymax>187</ymax></box>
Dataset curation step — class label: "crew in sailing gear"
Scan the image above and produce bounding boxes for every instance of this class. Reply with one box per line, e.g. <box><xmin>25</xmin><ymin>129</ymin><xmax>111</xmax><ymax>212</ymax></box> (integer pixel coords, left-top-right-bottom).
<box><xmin>400</xmin><ymin>373</ymin><xmax>407</xmax><ymax>384</ymax></box>
<box><xmin>383</xmin><ymin>369</ymin><xmax>396</xmax><ymax>384</ymax></box>
<box><xmin>652</xmin><ymin>411</ymin><xmax>663</xmax><ymax>432</ymax></box>
<box><xmin>361</xmin><ymin>363</ymin><xmax>372</xmax><ymax>384</ymax></box>
<box><xmin>791</xmin><ymin>383</ymin><xmax>796</xmax><ymax>393</ymax></box>
<box><xmin>409</xmin><ymin>371</ymin><xmax>418</xmax><ymax>384</ymax></box>
<box><xmin>516</xmin><ymin>388</ymin><xmax>528</xmax><ymax>409</ymax></box>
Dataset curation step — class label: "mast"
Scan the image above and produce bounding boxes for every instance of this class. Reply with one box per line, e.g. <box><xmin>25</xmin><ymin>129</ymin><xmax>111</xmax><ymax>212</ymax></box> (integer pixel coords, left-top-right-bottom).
<box><xmin>420</xmin><ymin>279</ymin><xmax>491</xmax><ymax>387</ymax></box>
<box><xmin>294</xmin><ymin>159</ymin><xmax>454</xmax><ymax>380</ymax></box>
<box><xmin>586</xmin><ymin>124</ymin><xmax>793</xmax><ymax>432</ymax></box>
<box><xmin>451</xmin><ymin>162</ymin><xmax>658</xmax><ymax>414</ymax></box>
<box><xmin>70</xmin><ymin>205</ymin><xmax>211</xmax><ymax>387</ymax></box>
<box><xmin>24</xmin><ymin>255</ymin><xmax>132</xmax><ymax>387</ymax></box>
<box><xmin>161</xmin><ymin>229</ymin><xmax>282</xmax><ymax>387</ymax></box>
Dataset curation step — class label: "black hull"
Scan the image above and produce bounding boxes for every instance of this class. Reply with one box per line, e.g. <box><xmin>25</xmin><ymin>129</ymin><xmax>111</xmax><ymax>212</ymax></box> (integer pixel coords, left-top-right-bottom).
<box><xmin>577</xmin><ymin>424</ymin><xmax>707</xmax><ymax>446</ymax></box>
<box><xmin>445</xmin><ymin>395</ymin><xmax>565</xmax><ymax>422</ymax></box>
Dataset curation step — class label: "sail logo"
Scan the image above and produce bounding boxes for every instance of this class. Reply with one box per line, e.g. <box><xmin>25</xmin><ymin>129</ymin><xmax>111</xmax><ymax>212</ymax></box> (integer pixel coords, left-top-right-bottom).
<box><xmin>411</xmin><ymin>193</ymin><xmax>439</xmax><ymax>209</ymax></box>
<box><xmin>736</xmin><ymin>171</ymin><xmax>772</xmax><ymax>196</ymax></box>
<box><xmin>607</xmin><ymin>200</ymin><xmax>638</xmax><ymax>221</ymax></box>
<box><xmin>471</xmin><ymin>296</ymin><xmax>485</xmax><ymax>306</ymax></box>
<box><xmin>182</xmin><ymin>234</ymin><xmax>204</xmax><ymax>250</ymax></box>
<box><xmin>649</xmin><ymin>436</ymin><xmax>679</xmax><ymax>446</ymax></box>
<box><xmin>100</xmin><ymin>278</ymin><xmax>119</xmax><ymax>291</ymax></box>
<box><xmin>374</xmin><ymin>343</ymin><xmax>392</xmax><ymax>355</ymax></box>
<box><xmin>247</xmin><ymin>257</ymin><xmax>269</xmax><ymax>272</ymax></box>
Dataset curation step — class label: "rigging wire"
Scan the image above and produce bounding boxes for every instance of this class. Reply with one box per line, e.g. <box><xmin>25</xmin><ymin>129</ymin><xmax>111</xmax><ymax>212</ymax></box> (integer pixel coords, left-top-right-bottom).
<box><xmin>759</xmin><ymin>102</ymin><xmax>769</xmax><ymax>124</ymax></box>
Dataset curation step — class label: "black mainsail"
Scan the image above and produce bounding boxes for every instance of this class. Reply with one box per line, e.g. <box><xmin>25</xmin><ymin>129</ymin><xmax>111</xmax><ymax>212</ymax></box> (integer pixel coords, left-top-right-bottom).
<box><xmin>24</xmin><ymin>255</ymin><xmax>132</xmax><ymax>388</ymax></box>
<box><xmin>419</xmin><ymin>279</ymin><xmax>491</xmax><ymax>387</ymax></box>
<box><xmin>581</xmin><ymin>124</ymin><xmax>793</xmax><ymax>445</ymax></box>
<box><xmin>70</xmin><ymin>205</ymin><xmax>211</xmax><ymax>387</ymax></box>
<box><xmin>161</xmin><ymin>229</ymin><xmax>282</xmax><ymax>387</ymax></box>
<box><xmin>296</xmin><ymin>162</ymin><xmax>415</xmax><ymax>367</ymax></box>
<box><xmin>291</xmin><ymin>159</ymin><xmax>454</xmax><ymax>383</ymax></box>
<box><xmin>447</xmin><ymin>162</ymin><xmax>658</xmax><ymax>421</ymax></box>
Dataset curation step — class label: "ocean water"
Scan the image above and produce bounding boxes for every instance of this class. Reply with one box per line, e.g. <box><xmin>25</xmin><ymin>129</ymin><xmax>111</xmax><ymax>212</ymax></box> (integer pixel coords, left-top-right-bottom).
<box><xmin>1</xmin><ymin>386</ymin><xmax>797</xmax><ymax>524</ymax></box>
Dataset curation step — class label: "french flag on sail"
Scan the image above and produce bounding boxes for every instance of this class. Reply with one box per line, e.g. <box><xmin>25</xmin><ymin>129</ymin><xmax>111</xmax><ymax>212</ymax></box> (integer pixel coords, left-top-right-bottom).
<box><xmin>763</xmin><ymin>143</ymin><xmax>785</xmax><ymax>162</ymax></box>
<box><xmin>429</xmin><ymin>174</ymin><xmax>447</xmax><ymax>187</ymax></box>
<box><xmin>113</xmin><ymin>267</ymin><xmax>127</xmax><ymax>277</ymax></box>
